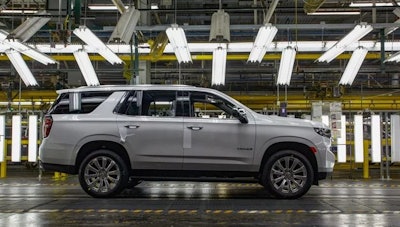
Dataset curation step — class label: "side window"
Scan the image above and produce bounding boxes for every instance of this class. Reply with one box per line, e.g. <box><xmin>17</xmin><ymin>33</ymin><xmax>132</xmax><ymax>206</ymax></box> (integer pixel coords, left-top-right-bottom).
<box><xmin>190</xmin><ymin>92</ymin><xmax>235</xmax><ymax>119</ymax></box>
<box><xmin>118</xmin><ymin>90</ymin><xmax>184</xmax><ymax>117</ymax></box>
<box><xmin>116</xmin><ymin>91</ymin><xmax>140</xmax><ymax>116</ymax></box>
<box><xmin>142</xmin><ymin>90</ymin><xmax>179</xmax><ymax>117</ymax></box>
<box><xmin>48</xmin><ymin>91</ymin><xmax>113</xmax><ymax>114</ymax></box>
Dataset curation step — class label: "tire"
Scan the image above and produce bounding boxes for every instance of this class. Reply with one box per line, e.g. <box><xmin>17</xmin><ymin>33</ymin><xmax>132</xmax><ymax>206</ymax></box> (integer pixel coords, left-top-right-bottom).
<box><xmin>126</xmin><ymin>178</ymin><xmax>142</xmax><ymax>189</ymax></box>
<box><xmin>261</xmin><ymin>150</ymin><xmax>313</xmax><ymax>199</ymax></box>
<box><xmin>79</xmin><ymin>150</ymin><xmax>129</xmax><ymax>198</ymax></box>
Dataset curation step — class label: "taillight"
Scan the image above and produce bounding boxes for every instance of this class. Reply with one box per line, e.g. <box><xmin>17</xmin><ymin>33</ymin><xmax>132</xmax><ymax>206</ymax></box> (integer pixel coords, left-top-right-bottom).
<box><xmin>43</xmin><ymin>116</ymin><xmax>53</xmax><ymax>138</ymax></box>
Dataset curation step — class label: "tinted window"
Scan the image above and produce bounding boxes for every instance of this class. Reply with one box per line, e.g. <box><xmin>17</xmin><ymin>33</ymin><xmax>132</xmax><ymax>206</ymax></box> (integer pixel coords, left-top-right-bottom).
<box><xmin>48</xmin><ymin>91</ymin><xmax>113</xmax><ymax>114</ymax></box>
<box><xmin>189</xmin><ymin>92</ymin><xmax>236</xmax><ymax>119</ymax></box>
<box><xmin>117</xmin><ymin>90</ymin><xmax>191</xmax><ymax>117</ymax></box>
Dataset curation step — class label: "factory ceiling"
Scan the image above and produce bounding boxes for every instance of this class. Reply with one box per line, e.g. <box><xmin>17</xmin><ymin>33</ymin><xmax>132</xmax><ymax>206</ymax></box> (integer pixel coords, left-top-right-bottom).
<box><xmin>0</xmin><ymin>0</ymin><xmax>400</xmax><ymax>97</ymax></box>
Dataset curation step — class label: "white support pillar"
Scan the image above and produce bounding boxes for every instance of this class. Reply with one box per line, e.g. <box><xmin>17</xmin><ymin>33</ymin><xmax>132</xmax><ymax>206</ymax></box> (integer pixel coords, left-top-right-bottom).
<box><xmin>0</xmin><ymin>115</ymin><xmax>5</xmax><ymax>162</ymax></box>
<box><xmin>11</xmin><ymin>115</ymin><xmax>22</xmax><ymax>162</ymax></box>
<box><xmin>337</xmin><ymin>115</ymin><xmax>347</xmax><ymax>163</ymax></box>
<box><xmin>28</xmin><ymin>115</ymin><xmax>38</xmax><ymax>162</ymax></box>
<box><xmin>354</xmin><ymin>115</ymin><xmax>364</xmax><ymax>163</ymax></box>
<box><xmin>371</xmin><ymin>115</ymin><xmax>381</xmax><ymax>163</ymax></box>
<box><xmin>391</xmin><ymin>115</ymin><xmax>400</xmax><ymax>162</ymax></box>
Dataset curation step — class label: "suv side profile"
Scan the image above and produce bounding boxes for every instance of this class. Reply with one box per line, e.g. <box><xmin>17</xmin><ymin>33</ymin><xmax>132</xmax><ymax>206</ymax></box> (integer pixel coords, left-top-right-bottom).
<box><xmin>39</xmin><ymin>85</ymin><xmax>335</xmax><ymax>199</ymax></box>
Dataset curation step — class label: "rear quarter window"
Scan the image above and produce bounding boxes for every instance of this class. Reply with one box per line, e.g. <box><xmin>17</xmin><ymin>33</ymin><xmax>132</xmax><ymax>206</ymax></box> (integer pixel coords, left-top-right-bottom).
<box><xmin>48</xmin><ymin>91</ymin><xmax>113</xmax><ymax>114</ymax></box>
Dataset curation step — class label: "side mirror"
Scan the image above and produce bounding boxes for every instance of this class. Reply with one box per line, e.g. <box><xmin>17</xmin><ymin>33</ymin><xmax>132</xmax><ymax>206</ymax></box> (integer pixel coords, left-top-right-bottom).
<box><xmin>232</xmin><ymin>108</ymin><xmax>248</xmax><ymax>124</ymax></box>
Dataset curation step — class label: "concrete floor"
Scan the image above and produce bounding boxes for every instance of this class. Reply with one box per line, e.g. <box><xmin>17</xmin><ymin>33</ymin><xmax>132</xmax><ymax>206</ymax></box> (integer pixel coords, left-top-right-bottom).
<box><xmin>1</xmin><ymin>166</ymin><xmax>400</xmax><ymax>226</ymax></box>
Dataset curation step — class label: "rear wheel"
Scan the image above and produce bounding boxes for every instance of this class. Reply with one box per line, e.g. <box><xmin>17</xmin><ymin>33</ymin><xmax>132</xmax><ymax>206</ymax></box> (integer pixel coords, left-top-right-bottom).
<box><xmin>261</xmin><ymin>150</ymin><xmax>313</xmax><ymax>199</ymax></box>
<box><xmin>79</xmin><ymin>150</ymin><xmax>129</xmax><ymax>198</ymax></box>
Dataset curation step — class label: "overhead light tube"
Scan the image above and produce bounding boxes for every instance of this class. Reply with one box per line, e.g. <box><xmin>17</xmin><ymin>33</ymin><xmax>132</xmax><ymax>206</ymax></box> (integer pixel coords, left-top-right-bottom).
<box><xmin>350</xmin><ymin>2</ymin><xmax>394</xmax><ymax>7</ymax></box>
<box><xmin>277</xmin><ymin>46</ymin><xmax>296</xmax><ymax>85</ymax></box>
<box><xmin>247</xmin><ymin>24</ymin><xmax>278</xmax><ymax>63</ymax></box>
<box><xmin>6</xmin><ymin>40</ymin><xmax>57</xmax><ymax>65</ymax></box>
<box><xmin>385</xmin><ymin>51</ymin><xmax>400</xmax><ymax>62</ymax></box>
<box><xmin>339</xmin><ymin>47</ymin><xmax>368</xmax><ymax>85</ymax></box>
<box><xmin>109</xmin><ymin>7</ymin><xmax>140</xmax><ymax>44</ymax></box>
<box><xmin>212</xmin><ymin>46</ymin><xmax>227</xmax><ymax>85</ymax></box>
<box><xmin>307</xmin><ymin>11</ymin><xmax>360</xmax><ymax>15</ymax></box>
<box><xmin>6</xmin><ymin>50</ymin><xmax>38</xmax><ymax>86</ymax></box>
<box><xmin>0</xmin><ymin>29</ymin><xmax>56</xmax><ymax>65</ymax></box>
<box><xmin>318</xmin><ymin>23</ymin><xmax>373</xmax><ymax>63</ymax></box>
<box><xmin>166</xmin><ymin>24</ymin><xmax>192</xmax><ymax>63</ymax></box>
<box><xmin>73</xmin><ymin>50</ymin><xmax>100</xmax><ymax>86</ymax></box>
<box><xmin>11</xmin><ymin>10</ymin><xmax>51</xmax><ymax>42</ymax></box>
<box><xmin>73</xmin><ymin>25</ymin><xmax>123</xmax><ymax>65</ymax></box>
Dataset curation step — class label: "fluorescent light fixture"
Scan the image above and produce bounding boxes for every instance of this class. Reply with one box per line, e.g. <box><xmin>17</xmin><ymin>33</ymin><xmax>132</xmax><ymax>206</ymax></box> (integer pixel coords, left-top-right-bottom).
<box><xmin>6</xmin><ymin>40</ymin><xmax>57</xmax><ymax>65</ymax></box>
<box><xmin>11</xmin><ymin>115</ymin><xmax>21</xmax><ymax>162</ymax></box>
<box><xmin>385</xmin><ymin>51</ymin><xmax>400</xmax><ymax>62</ymax></box>
<box><xmin>391</xmin><ymin>115</ymin><xmax>400</xmax><ymax>162</ymax></box>
<box><xmin>1</xmin><ymin>9</ymin><xmax>38</xmax><ymax>14</ymax></box>
<box><xmin>73</xmin><ymin>25</ymin><xmax>123</xmax><ymax>65</ymax></box>
<box><xmin>109</xmin><ymin>7</ymin><xmax>140</xmax><ymax>44</ymax></box>
<box><xmin>73</xmin><ymin>50</ymin><xmax>100</xmax><ymax>86</ymax></box>
<box><xmin>308</xmin><ymin>11</ymin><xmax>360</xmax><ymax>15</ymax></box>
<box><xmin>0</xmin><ymin>30</ymin><xmax>56</xmax><ymax>65</ymax></box>
<box><xmin>210</xmin><ymin>10</ymin><xmax>230</xmax><ymax>42</ymax></box>
<box><xmin>277</xmin><ymin>46</ymin><xmax>296</xmax><ymax>85</ymax></box>
<box><xmin>166</xmin><ymin>24</ymin><xmax>192</xmax><ymax>63</ymax></box>
<box><xmin>337</xmin><ymin>115</ymin><xmax>347</xmax><ymax>163</ymax></box>
<box><xmin>151</xmin><ymin>3</ymin><xmax>159</xmax><ymax>9</ymax></box>
<box><xmin>371</xmin><ymin>115</ymin><xmax>381</xmax><ymax>163</ymax></box>
<box><xmin>354</xmin><ymin>115</ymin><xmax>364</xmax><ymax>163</ymax></box>
<box><xmin>0</xmin><ymin>101</ymin><xmax>45</xmax><ymax>106</ymax></box>
<box><xmin>339</xmin><ymin>47</ymin><xmax>368</xmax><ymax>85</ymax></box>
<box><xmin>317</xmin><ymin>23</ymin><xmax>373</xmax><ymax>63</ymax></box>
<box><xmin>28</xmin><ymin>115</ymin><xmax>38</xmax><ymax>162</ymax></box>
<box><xmin>111</xmin><ymin>0</ymin><xmax>128</xmax><ymax>13</ymax></box>
<box><xmin>0</xmin><ymin>115</ymin><xmax>4</xmax><ymax>163</ymax></box>
<box><xmin>11</xmin><ymin>10</ymin><xmax>51</xmax><ymax>42</ymax></box>
<box><xmin>88</xmin><ymin>5</ymin><xmax>129</xmax><ymax>10</ymax></box>
<box><xmin>247</xmin><ymin>24</ymin><xmax>278</xmax><ymax>63</ymax></box>
<box><xmin>350</xmin><ymin>2</ymin><xmax>394</xmax><ymax>7</ymax></box>
<box><xmin>385</xmin><ymin>8</ymin><xmax>400</xmax><ymax>35</ymax></box>
<box><xmin>212</xmin><ymin>46</ymin><xmax>227</xmax><ymax>85</ymax></box>
<box><xmin>6</xmin><ymin>50</ymin><xmax>38</xmax><ymax>86</ymax></box>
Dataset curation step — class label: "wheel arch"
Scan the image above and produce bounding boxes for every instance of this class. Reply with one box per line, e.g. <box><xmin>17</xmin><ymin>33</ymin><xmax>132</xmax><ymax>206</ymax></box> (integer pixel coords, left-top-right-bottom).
<box><xmin>75</xmin><ymin>140</ymin><xmax>131</xmax><ymax>174</ymax></box>
<box><xmin>259</xmin><ymin>142</ymin><xmax>319</xmax><ymax>185</ymax></box>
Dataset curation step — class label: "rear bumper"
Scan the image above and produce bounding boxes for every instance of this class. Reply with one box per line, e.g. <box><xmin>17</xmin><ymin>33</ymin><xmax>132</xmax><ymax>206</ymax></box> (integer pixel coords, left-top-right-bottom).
<box><xmin>40</xmin><ymin>162</ymin><xmax>77</xmax><ymax>174</ymax></box>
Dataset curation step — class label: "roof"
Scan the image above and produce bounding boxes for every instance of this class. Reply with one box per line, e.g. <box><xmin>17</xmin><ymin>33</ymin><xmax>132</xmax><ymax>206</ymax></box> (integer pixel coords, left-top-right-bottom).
<box><xmin>56</xmin><ymin>84</ymin><xmax>199</xmax><ymax>94</ymax></box>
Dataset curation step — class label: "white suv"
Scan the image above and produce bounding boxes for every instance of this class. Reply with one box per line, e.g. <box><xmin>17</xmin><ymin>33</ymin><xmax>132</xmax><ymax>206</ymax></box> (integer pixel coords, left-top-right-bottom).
<box><xmin>39</xmin><ymin>85</ymin><xmax>335</xmax><ymax>199</ymax></box>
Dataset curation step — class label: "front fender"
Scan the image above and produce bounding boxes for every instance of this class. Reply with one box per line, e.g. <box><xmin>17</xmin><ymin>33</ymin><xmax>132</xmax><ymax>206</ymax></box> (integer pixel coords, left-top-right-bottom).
<box><xmin>254</xmin><ymin>136</ymin><xmax>317</xmax><ymax>167</ymax></box>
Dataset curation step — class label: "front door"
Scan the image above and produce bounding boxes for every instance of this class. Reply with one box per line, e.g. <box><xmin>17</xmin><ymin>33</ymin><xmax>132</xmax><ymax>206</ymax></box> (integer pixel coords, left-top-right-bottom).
<box><xmin>182</xmin><ymin>91</ymin><xmax>256</xmax><ymax>171</ymax></box>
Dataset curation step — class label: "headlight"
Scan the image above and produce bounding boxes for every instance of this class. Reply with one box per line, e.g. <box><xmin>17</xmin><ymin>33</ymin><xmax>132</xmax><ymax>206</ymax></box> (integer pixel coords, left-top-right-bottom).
<box><xmin>314</xmin><ymin>127</ymin><xmax>331</xmax><ymax>138</ymax></box>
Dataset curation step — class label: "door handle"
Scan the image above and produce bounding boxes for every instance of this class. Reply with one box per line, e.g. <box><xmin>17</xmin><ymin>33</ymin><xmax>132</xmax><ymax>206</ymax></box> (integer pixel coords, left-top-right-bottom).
<box><xmin>187</xmin><ymin>126</ymin><xmax>203</xmax><ymax>131</ymax></box>
<box><xmin>125</xmin><ymin>125</ymin><xmax>140</xmax><ymax>129</ymax></box>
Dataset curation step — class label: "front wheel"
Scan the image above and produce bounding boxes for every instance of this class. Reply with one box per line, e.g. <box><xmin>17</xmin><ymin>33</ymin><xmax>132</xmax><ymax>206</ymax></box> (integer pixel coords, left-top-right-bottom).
<box><xmin>79</xmin><ymin>150</ymin><xmax>129</xmax><ymax>198</ymax></box>
<box><xmin>261</xmin><ymin>150</ymin><xmax>313</xmax><ymax>199</ymax></box>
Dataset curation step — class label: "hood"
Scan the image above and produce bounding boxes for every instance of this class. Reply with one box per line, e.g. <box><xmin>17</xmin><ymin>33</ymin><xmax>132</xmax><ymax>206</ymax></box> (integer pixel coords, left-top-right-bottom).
<box><xmin>253</xmin><ymin>113</ymin><xmax>328</xmax><ymax>129</ymax></box>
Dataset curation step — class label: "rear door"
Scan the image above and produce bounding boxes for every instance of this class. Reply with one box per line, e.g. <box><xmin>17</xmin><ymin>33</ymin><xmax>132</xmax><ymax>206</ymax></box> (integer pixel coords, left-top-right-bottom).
<box><xmin>116</xmin><ymin>90</ymin><xmax>184</xmax><ymax>170</ymax></box>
